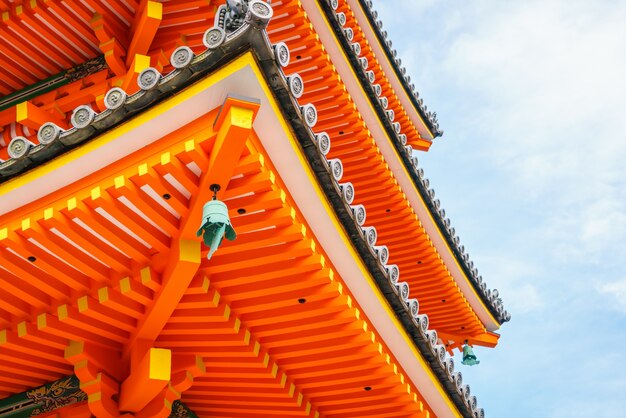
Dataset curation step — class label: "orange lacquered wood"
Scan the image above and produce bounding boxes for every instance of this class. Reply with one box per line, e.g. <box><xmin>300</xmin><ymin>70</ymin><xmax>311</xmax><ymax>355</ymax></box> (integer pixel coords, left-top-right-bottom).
<box><xmin>0</xmin><ymin>2</ymin><xmax>497</xmax><ymax>415</ymax></box>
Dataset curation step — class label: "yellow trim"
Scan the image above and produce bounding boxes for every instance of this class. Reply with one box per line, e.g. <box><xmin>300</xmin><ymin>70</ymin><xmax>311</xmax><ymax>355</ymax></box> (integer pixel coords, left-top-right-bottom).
<box><xmin>149</xmin><ymin>348</ymin><xmax>171</xmax><ymax>380</ymax></box>
<box><xmin>147</xmin><ymin>0</ymin><xmax>163</xmax><ymax>19</ymax></box>
<box><xmin>308</xmin><ymin>1</ymin><xmax>498</xmax><ymax>327</ymax></box>
<box><xmin>16</xmin><ymin>102</ymin><xmax>28</xmax><ymax>122</ymax></box>
<box><xmin>246</xmin><ymin>55</ymin><xmax>461</xmax><ymax>416</ymax></box>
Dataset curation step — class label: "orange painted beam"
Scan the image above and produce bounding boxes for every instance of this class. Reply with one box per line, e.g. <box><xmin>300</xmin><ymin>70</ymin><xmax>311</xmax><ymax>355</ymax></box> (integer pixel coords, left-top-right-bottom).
<box><xmin>101</xmin><ymin>38</ymin><xmax>127</xmax><ymax>76</ymax></box>
<box><xmin>16</xmin><ymin>101</ymin><xmax>68</xmax><ymax>131</ymax></box>
<box><xmin>128</xmin><ymin>238</ymin><xmax>200</xmax><ymax>350</ymax></box>
<box><xmin>125</xmin><ymin>1</ymin><xmax>163</xmax><ymax>67</ymax></box>
<box><xmin>119</xmin><ymin>347</ymin><xmax>171</xmax><ymax>412</ymax></box>
<box><xmin>179</xmin><ymin>97</ymin><xmax>260</xmax><ymax>240</ymax></box>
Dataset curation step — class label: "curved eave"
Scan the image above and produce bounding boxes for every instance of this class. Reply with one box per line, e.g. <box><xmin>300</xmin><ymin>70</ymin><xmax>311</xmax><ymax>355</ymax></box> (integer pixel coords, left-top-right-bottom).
<box><xmin>351</xmin><ymin>0</ymin><xmax>442</xmax><ymax>139</ymax></box>
<box><xmin>305</xmin><ymin>0</ymin><xmax>509</xmax><ymax>327</ymax></box>
<box><xmin>0</xmin><ymin>22</ymin><xmax>482</xmax><ymax>417</ymax></box>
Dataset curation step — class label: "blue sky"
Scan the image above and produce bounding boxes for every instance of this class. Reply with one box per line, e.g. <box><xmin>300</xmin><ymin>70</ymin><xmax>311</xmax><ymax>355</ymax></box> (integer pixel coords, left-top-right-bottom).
<box><xmin>375</xmin><ymin>1</ymin><xmax>626</xmax><ymax>416</ymax></box>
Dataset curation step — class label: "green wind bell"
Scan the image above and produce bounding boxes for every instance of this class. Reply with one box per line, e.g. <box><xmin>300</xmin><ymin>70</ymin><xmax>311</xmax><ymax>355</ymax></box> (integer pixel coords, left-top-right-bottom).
<box><xmin>461</xmin><ymin>341</ymin><xmax>480</xmax><ymax>366</ymax></box>
<box><xmin>197</xmin><ymin>184</ymin><xmax>236</xmax><ymax>259</ymax></box>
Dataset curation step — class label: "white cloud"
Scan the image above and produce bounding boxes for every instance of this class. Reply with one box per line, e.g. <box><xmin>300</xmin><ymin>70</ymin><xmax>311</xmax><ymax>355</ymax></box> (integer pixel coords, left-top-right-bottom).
<box><xmin>373</xmin><ymin>0</ymin><xmax>626</xmax><ymax>415</ymax></box>
<box><xmin>436</xmin><ymin>0</ymin><xmax>626</xmax><ymax>263</ymax></box>
<box><xmin>476</xmin><ymin>253</ymin><xmax>544</xmax><ymax>313</ymax></box>
<box><xmin>597</xmin><ymin>278</ymin><xmax>626</xmax><ymax>313</ymax></box>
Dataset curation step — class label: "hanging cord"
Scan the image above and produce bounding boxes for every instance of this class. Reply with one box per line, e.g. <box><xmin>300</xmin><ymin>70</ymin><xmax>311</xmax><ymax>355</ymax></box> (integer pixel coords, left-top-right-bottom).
<box><xmin>210</xmin><ymin>184</ymin><xmax>221</xmax><ymax>200</ymax></box>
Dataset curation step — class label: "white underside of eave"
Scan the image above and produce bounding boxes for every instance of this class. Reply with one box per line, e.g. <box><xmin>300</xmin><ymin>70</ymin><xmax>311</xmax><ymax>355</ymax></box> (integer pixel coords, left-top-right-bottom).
<box><xmin>0</xmin><ymin>64</ymin><xmax>457</xmax><ymax>417</ymax></box>
<box><xmin>300</xmin><ymin>0</ymin><xmax>500</xmax><ymax>333</ymax></box>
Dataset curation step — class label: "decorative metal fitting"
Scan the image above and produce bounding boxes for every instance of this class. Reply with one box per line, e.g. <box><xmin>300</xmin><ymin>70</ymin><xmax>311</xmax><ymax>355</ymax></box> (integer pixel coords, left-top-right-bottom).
<box><xmin>335</xmin><ymin>12</ymin><xmax>346</xmax><ymax>26</ymax></box>
<box><xmin>444</xmin><ymin>357</ymin><xmax>455</xmax><ymax>376</ymax></box>
<box><xmin>395</xmin><ymin>281</ymin><xmax>409</xmax><ymax>301</ymax></box>
<box><xmin>386</xmin><ymin>264</ymin><xmax>399</xmax><ymax>284</ymax></box>
<box><xmin>435</xmin><ymin>344</ymin><xmax>447</xmax><ymax>363</ymax></box>
<box><xmin>314</xmin><ymin>132</ymin><xmax>331</xmax><ymax>155</ymax></box>
<box><xmin>170</xmin><ymin>46</ymin><xmax>194</xmax><ymax>69</ymax></box>
<box><xmin>338</xmin><ymin>182</ymin><xmax>354</xmax><ymax>205</ymax></box>
<box><xmin>137</xmin><ymin>67</ymin><xmax>161</xmax><ymax>90</ymax></box>
<box><xmin>273</xmin><ymin>42</ymin><xmax>290</xmax><ymax>67</ymax></box>
<box><xmin>37</xmin><ymin>122</ymin><xmax>62</xmax><ymax>145</ymax></box>
<box><xmin>453</xmin><ymin>372</ymin><xmax>463</xmax><ymax>390</ymax></box>
<box><xmin>325</xmin><ymin>157</ymin><xmax>343</xmax><ymax>181</ymax></box>
<box><xmin>287</xmin><ymin>74</ymin><xmax>304</xmax><ymax>99</ymax></box>
<box><xmin>372</xmin><ymin>245</ymin><xmax>389</xmax><ymax>265</ymax></box>
<box><xmin>343</xmin><ymin>27</ymin><xmax>354</xmax><ymax>41</ymax></box>
<box><xmin>8</xmin><ymin>136</ymin><xmax>34</xmax><ymax>159</ymax></box>
<box><xmin>415</xmin><ymin>314</ymin><xmax>429</xmax><ymax>332</ymax></box>
<box><xmin>361</xmin><ymin>225</ymin><xmax>377</xmax><ymax>246</ymax></box>
<box><xmin>245</xmin><ymin>0</ymin><xmax>273</xmax><ymax>28</ymax></box>
<box><xmin>203</xmin><ymin>27</ymin><xmax>226</xmax><ymax>49</ymax></box>
<box><xmin>426</xmin><ymin>329</ymin><xmax>438</xmax><ymax>348</ymax></box>
<box><xmin>300</xmin><ymin>103</ymin><xmax>318</xmax><ymax>127</ymax></box>
<box><xmin>351</xmin><ymin>204</ymin><xmax>366</xmax><ymax>226</ymax></box>
<box><xmin>104</xmin><ymin>87</ymin><xmax>127</xmax><ymax>110</ymax></box>
<box><xmin>406</xmin><ymin>298</ymin><xmax>419</xmax><ymax>317</ymax></box>
<box><xmin>71</xmin><ymin>105</ymin><xmax>96</xmax><ymax>129</ymax></box>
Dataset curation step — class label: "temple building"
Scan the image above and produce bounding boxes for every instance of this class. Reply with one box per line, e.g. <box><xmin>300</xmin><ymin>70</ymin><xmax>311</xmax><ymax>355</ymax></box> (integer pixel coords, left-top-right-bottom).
<box><xmin>0</xmin><ymin>0</ymin><xmax>509</xmax><ymax>417</ymax></box>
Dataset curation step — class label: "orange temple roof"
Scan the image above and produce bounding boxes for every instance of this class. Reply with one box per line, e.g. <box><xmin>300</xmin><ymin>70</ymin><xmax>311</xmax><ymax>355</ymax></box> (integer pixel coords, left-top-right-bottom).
<box><xmin>0</xmin><ymin>1</ymin><xmax>508</xmax><ymax>417</ymax></box>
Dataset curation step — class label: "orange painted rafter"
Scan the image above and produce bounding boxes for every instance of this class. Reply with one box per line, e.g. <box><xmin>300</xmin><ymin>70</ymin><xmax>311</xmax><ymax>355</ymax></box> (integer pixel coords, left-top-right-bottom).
<box><xmin>1</xmin><ymin>11</ymin><xmax>65</xmax><ymax>71</ymax></box>
<box><xmin>129</xmin><ymin>164</ymin><xmax>189</xmax><ymax>220</ymax></box>
<box><xmin>43</xmin><ymin>0</ymin><xmax>101</xmax><ymax>54</ymax></box>
<box><xmin>86</xmin><ymin>185</ymin><xmax>171</xmax><ymax>253</ymax></box>
<box><xmin>65</xmin><ymin>0</ymin><xmax>128</xmax><ymax>45</ymax></box>
<box><xmin>0</xmin><ymin>12</ymin><xmax>71</xmax><ymax>71</ymax></box>
<box><xmin>39</xmin><ymin>206</ymin><xmax>133</xmax><ymax>274</ymax></box>
<box><xmin>61</xmin><ymin>196</ymin><xmax>153</xmax><ymax>264</ymax></box>
<box><xmin>336</xmin><ymin>1</ymin><xmax>430</xmax><ymax>148</ymax></box>
<box><xmin>0</xmin><ymin>35</ymin><xmax>50</xmax><ymax>80</ymax></box>
<box><xmin>18</xmin><ymin>3</ymin><xmax>87</xmax><ymax>64</ymax></box>
<box><xmin>91</xmin><ymin>12</ymin><xmax>127</xmax><ymax>75</ymax></box>
<box><xmin>119</xmin><ymin>53</ymin><xmax>149</xmax><ymax>93</ymax></box>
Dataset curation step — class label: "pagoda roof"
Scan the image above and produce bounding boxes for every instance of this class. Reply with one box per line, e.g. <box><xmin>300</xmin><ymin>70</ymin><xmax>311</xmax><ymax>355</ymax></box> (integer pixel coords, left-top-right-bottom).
<box><xmin>0</xmin><ymin>9</ymin><xmax>487</xmax><ymax>417</ymax></box>
<box><xmin>0</xmin><ymin>0</ymin><xmax>510</xmax><ymax>336</ymax></box>
<box><xmin>298</xmin><ymin>0</ymin><xmax>510</xmax><ymax>334</ymax></box>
